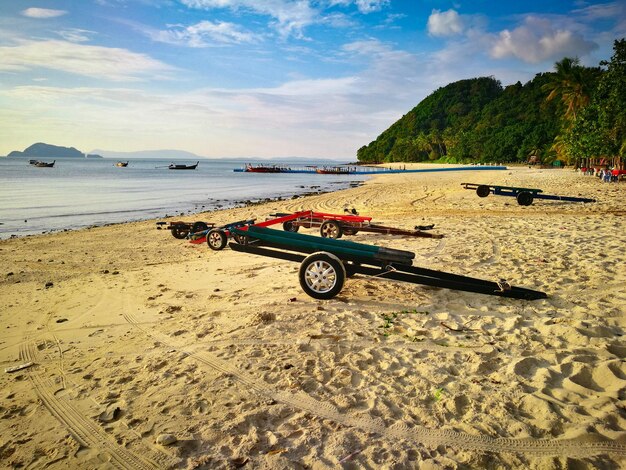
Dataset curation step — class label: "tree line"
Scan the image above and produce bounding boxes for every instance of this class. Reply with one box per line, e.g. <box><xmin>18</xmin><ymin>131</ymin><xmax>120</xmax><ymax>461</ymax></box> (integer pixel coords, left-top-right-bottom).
<box><xmin>357</xmin><ymin>38</ymin><xmax>625</xmax><ymax>166</ymax></box>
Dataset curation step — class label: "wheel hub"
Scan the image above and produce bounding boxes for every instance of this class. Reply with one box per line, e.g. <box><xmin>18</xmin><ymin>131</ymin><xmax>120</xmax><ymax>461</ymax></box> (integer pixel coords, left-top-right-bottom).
<box><xmin>305</xmin><ymin>260</ymin><xmax>336</xmax><ymax>293</ymax></box>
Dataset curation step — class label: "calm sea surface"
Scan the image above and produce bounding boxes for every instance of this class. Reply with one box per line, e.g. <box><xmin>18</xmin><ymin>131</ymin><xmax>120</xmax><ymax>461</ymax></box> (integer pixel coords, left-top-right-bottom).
<box><xmin>0</xmin><ymin>158</ymin><xmax>366</xmax><ymax>239</ymax></box>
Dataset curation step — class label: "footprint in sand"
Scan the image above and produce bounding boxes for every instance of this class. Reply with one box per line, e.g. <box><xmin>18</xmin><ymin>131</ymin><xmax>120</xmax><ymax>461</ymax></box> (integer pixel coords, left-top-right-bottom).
<box><xmin>510</xmin><ymin>356</ymin><xmax>552</xmax><ymax>381</ymax></box>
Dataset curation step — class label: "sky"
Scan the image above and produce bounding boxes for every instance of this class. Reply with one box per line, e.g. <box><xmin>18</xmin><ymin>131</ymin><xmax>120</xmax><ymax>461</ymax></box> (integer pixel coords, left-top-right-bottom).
<box><xmin>0</xmin><ymin>1</ymin><xmax>624</xmax><ymax>158</ymax></box>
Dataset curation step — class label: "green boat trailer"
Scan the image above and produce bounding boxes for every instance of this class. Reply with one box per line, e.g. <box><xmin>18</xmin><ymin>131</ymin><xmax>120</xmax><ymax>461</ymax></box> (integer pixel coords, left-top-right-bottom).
<box><xmin>229</xmin><ymin>225</ymin><xmax>547</xmax><ymax>301</ymax></box>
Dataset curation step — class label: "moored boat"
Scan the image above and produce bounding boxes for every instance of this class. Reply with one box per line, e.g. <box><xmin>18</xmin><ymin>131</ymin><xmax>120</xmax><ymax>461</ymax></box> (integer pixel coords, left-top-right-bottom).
<box><xmin>34</xmin><ymin>160</ymin><xmax>55</xmax><ymax>168</ymax></box>
<box><xmin>115</xmin><ymin>161</ymin><xmax>129</xmax><ymax>167</ymax></box>
<box><xmin>169</xmin><ymin>161</ymin><xmax>199</xmax><ymax>170</ymax></box>
<box><xmin>244</xmin><ymin>164</ymin><xmax>289</xmax><ymax>173</ymax></box>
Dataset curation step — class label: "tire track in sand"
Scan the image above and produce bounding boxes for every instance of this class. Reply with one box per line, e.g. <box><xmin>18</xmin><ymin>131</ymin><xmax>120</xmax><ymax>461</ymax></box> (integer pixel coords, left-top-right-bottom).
<box><xmin>123</xmin><ymin>309</ymin><xmax>626</xmax><ymax>458</ymax></box>
<box><xmin>19</xmin><ymin>338</ymin><xmax>177</xmax><ymax>469</ymax></box>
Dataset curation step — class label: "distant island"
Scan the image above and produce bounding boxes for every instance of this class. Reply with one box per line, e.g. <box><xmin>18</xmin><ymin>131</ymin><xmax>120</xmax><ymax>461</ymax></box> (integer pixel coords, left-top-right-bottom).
<box><xmin>7</xmin><ymin>143</ymin><xmax>103</xmax><ymax>159</ymax></box>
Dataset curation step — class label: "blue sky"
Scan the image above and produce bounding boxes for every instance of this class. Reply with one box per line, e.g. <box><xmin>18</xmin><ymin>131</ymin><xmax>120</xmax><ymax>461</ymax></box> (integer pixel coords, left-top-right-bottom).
<box><xmin>0</xmin><ymin>1</ymin><xmax>624</xmax><ymax>158</ymax></box>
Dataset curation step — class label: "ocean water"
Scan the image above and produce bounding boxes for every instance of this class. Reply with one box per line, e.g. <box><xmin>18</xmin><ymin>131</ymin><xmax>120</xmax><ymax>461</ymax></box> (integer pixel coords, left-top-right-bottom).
<box><xmin>0</xmin><ymin>158</ymin><xmax>366</xmax><ymax>239</ymax></box>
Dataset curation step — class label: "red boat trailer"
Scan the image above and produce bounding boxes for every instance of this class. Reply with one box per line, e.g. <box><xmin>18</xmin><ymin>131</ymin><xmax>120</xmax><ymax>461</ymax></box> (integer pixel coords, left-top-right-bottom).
<box><xmin>269</xmin><ymin>210</ymin><xmax>443</xmax><ymax>240</ymax></box>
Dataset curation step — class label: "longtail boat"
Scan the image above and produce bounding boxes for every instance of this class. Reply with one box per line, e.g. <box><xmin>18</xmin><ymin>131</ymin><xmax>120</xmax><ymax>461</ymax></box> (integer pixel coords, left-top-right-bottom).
<box><xmin>168</xmin><ymin>161</ymin><xmax>198</xmax><ymax>170</ymax></box>
<box><xmin>33</xmin><ymin>160</ymin><xmax>55</xmax><ymax>168</ymax></box>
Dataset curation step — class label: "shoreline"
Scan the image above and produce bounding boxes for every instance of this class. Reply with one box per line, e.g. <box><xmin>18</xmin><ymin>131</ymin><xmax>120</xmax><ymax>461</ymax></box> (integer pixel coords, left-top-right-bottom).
<box><xmin>0</xmin><ymin>179</ymin><xmax>365</xmax><ymax>240</ymax></box>
<box><xmin>1</xmin><ymin>165</ymin><xmax>624</xmax><ymax>468</ymax></box>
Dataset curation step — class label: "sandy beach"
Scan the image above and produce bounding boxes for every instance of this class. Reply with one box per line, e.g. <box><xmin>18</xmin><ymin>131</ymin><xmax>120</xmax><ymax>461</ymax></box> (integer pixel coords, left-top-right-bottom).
<box><xmin>1</xmin><ymin>165</ymin><xmax>625</xmax><ymax>469</ymax></box>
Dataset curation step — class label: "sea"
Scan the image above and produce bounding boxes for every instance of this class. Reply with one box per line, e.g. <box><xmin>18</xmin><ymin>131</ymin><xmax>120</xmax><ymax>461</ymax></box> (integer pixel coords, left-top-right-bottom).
<box><xmin>0</xmin><ymin>158</ymin><xmax>367</xmax><ymax>239</ymax></box>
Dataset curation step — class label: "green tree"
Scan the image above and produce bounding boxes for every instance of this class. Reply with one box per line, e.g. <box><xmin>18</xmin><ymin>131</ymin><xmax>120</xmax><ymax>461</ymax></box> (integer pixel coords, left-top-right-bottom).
<box><xmin>541</xmin><ymin>57</ymin><xmax>599</xmax><ymax>125</ymax></box>
<box><xmin>568</xmin><ymin>38</ymin><xmax>626</xmax><ymax>161</ymax></box>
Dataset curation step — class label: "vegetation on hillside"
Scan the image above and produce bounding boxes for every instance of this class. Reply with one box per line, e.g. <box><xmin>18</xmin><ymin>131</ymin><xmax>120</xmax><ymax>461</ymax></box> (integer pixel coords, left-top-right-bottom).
<box><xmin>357</xmin><ymin>38</ymin><xmax>625</xmax><ymax>165</ymax></box>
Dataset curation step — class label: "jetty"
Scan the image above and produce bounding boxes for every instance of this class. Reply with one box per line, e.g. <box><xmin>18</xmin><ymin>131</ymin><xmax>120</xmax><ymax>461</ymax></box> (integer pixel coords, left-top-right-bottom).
<box><xmin>234</xmin><ymin>164</ymin><xmax>508</xmax><ymax>175</ymax></box>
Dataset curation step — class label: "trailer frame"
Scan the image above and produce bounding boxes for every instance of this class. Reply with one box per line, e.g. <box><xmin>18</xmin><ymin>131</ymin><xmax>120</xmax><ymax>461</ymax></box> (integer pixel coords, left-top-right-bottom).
<box><xmin>461</xmin><ymin>183</ymin><xmax>595</xmax><ymax>206</ymax></box>
<box><xmin>227</xmin><ymin>225</ymin><xmax>546</xmax><ymax>301</ymax></box>
<box><xmin>269</xmin><ymin>210</ymin><xmax>443</xmax><ymax>239</ymax></box>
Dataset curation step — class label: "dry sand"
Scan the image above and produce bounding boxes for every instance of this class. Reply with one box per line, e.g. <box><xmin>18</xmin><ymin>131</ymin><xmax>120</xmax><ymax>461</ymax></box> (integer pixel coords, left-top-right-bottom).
<box><xmin>0</xmin><ymin>165</ymin><xmax>625</xmax><ymax>469</ymax></box>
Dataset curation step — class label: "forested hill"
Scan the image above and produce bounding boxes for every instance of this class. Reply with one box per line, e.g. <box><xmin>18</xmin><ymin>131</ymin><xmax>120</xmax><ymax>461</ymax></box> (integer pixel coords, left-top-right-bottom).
<box><xmin>357</xmin><ymin>75</ymin><xmax>561</xmax><ymax>164</ymax></box>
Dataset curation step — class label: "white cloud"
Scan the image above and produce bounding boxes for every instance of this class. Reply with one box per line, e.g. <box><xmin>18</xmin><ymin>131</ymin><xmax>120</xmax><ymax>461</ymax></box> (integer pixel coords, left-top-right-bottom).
<box><xmin>491</xmin><ymin>16</ymin><xmax>597</xmax><ymax>63</ymax></box>
<box><xmin>0</xmin><ymin>35</ymin><xmax>568</xmax><ymax>158</ymax></box>
<box><xmin>342</xmin><ymin>38</ymin><xmax>392</xmax><ymax>55</ymax></box>
<box><xmin>0</xmin><ymin>40</ymin><xmax>175</xmax><ymax>81</ymax></box>
<box><xmin>180</xmin><ymin>0</ymin><xmax>319</xmax><ymax>39</ymax></box>
<box><xmin>151</xmin><ymin>20</ymin><xmax>261</xmax><ymax>46</ymax></box>
<box><xmin>573</xmin><ymin>2</ymin><xmax>625</xmax><ymax>20</ymax></box>
<box><xmin>354</xmin><ymin>0</ymin><xmax>388</xmax><ymax>14</ymax></box>
<box><xmin>327</xmin><ymin>0</ymin><xmax>388</xmax><ymax>14</ymax></box>
<box><xmin>427</xmin><ymin>9</ymin><xmax>464</xmax><ymax>37</ymax></box>
<box><xmin>21</xmin><ymin>8</ymin><xmax>67</xmax><ymax>19</ymax></box>
<box><xmin>56</xmin><ymin>29</ymin><xmax>95</xmax><ymax>42</ymax></box>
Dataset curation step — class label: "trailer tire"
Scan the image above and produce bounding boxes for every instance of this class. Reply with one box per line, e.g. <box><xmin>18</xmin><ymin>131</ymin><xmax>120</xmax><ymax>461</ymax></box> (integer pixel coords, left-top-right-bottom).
<box><xmin>476</xmin><ymin>185</ymin><xmax>491</xmax><ymax>198</ymax></box>
<box><xmin>207</xmin><ymin>229</ymin><xmax>228</xmax><ymax>250</ymax></box>
<box><xmin>320</xmin><ymin>220</ymin><xmax>343</xmax><ymax>239</ymax></box>
<box><xmin>171</xmin><ymin>227</ymin><xmax>189</xmax><ymax>239</ymax></box>
<box><xmin>192</xmin><ymin>221</ymin><xmax>208</xmax><ymax>234</ymax></box>
<box><xmin>283</xmin><ymin>221</ymin><xmax>299</xmax><ymax>232</ymax></box>
<box><xmin>299</xmin><ymin>252</ymin><xmax>346</xmax><ymax>300</ymax></box>
<box><xmin>342</xmin><ymin>227</ymin><xmax>358</xmax><ymax>236</ymax></box>
<box><xmin>516</xmin><ymin>191</ymin><xmax>534</xmax><ymax>206</ymax></box>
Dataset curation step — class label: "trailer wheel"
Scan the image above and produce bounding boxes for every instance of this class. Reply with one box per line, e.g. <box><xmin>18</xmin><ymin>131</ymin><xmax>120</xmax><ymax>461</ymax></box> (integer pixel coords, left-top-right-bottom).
<box><xmin>476</xmin><ymin>185</ymin><xmax>491</xmax><ymax>198</ymax></box>
<box><xmin>320</xmin><ymin>220</ymin><xmax>343</xmax><ymax>239</ymax></box>
<box><xmin>207</xmin><ymin>229</ymin><xmax>227</xmax><ymax>250</ymax></box>
<box><xmin>192</xmin><ymin>221</ymin><xmax>208</xmax><ymax>234</ymax></box>
<box><xmin>516</xmin><ymin>191</ymin><xmax>534</xmax><ymax>206</ymax></box>
<box><xmin>342</xmin><ymin>228</ymin><xmax>358</xmax><ymax>236</ymax></box>
<box><xmin>299</xmin><ymin>252</ymin><xmax>346</xmax><ymax>300</ymax></box>
<box><xmin>171</xmin><ymin>227</ymin><xmax>189</xmax><ymax>239</ymax></box>
<box><xmin>283</xmin><ymin>221</ymin><xmax>299</xmax><ymax>232</ymax></box>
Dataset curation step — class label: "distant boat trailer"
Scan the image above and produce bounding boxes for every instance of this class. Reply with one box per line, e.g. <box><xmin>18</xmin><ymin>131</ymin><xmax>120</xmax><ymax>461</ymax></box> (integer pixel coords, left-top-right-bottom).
<box><xmin>461</xmin><ymin>183</ymin><xmax>596</xmax><ymax>206</ymax></box>
<box><xmin>156</xmin><ymin>220</ymin><xmax>216</xmax><ymax>239</ymax></box>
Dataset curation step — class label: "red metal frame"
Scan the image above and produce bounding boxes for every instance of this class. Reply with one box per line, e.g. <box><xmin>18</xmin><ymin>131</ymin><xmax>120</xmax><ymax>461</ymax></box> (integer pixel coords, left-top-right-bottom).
<box><xmin>188</xmin><ymin>209</ymin><xmax>442</xmax><ymax>244</ymax></box>
<box><xmin>268</xmin><ymin>210</ymin><xmax>442</xmax><ymax>239</ymax></box>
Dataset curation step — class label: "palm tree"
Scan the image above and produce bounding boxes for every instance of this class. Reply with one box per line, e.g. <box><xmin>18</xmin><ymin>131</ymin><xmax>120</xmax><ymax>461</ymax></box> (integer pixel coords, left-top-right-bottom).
<box><xmin>550</xmin><ymin>133</ymin><xmax>572</xmax><ymax>164</ymax></box>
<box><xmin>542</xmin><ymin>57</ymin><xmax>596</xmax><ymax>124</ymax></box>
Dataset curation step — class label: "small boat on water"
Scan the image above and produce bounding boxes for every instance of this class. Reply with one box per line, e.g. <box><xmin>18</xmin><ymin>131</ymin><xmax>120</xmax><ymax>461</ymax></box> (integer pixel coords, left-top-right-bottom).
<box><xmin>244</xmin><ymin>164</ymin><xmax>289</xmax><ymax>173</ymax></box>
<box><xmin>115</xmin><ymin>161</ymin><xmax>129</xmax><ymax>167</ymax></box>
<box><xmin>169</xmin><ymin>161</ymin><xmax>199</xmax><ymax>170</ymax></box>
<box><xmin>33</xmin><ymin>160</ymin><xmax>55</xmax><ymax>168</ymax></box>
<box><xmin>315</xmin><ymin>166</ymin><xmax>352</xmax><ymax>175</ymax></box>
